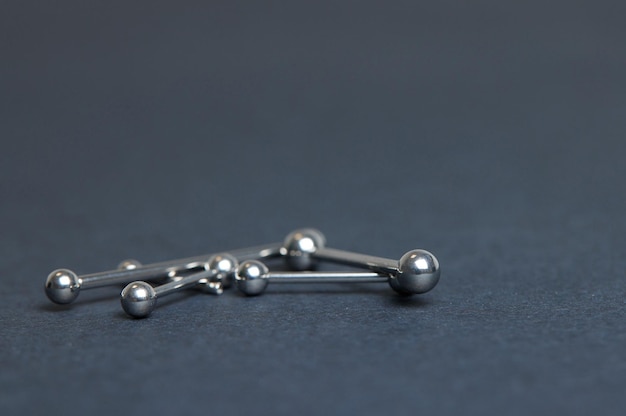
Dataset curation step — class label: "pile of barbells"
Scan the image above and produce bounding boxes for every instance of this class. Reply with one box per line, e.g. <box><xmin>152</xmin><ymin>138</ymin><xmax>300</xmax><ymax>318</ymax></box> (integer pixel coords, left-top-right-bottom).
<box><xmin>44</xmin><ymin>228</ymin><xmax>441</xmax><ymax>319</ymax></box>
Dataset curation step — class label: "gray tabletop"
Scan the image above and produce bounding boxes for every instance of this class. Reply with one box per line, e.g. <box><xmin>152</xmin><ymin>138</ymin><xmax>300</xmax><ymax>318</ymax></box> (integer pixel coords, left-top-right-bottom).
<box><xmin>2</xmin><ymin>1</ymin><xmax>625</xmax><ymax>415</ymax></box>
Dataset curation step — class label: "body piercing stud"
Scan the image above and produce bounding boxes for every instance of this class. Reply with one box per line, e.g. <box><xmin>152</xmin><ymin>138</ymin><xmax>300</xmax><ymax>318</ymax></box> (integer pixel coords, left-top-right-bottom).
<box><xmin>281</xmin><ymin>228</ymin><xmax>440</xmax><ymax>295</ymax></box>
<box><xmin>121</xmin><ymin>254</ymin><xmax>236</xmax><ymax>318</ymax></box>
<box><xmin>44</xmin><ymin>242</ymin><xmax>281</xmax><ymax>304</ymax></box>
<box><xmin>235</xmin><ymin>260</ymin><xmax>387</xmax><ymax>296</ymax></box>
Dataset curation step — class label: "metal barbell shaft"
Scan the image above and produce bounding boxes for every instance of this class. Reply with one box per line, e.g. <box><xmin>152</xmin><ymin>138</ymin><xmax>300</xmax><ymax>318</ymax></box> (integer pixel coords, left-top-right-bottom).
<box><xmin>313</xmin><ymin>248</ymin><xmax>398</xmax><ymax>273</ymax></box>
<box><xmin>265</xmin><ymin>271</ymin><xmax>385</xmax><ymax>283</ymax></box>
<box><xmin>121</xmin><ymin>265</ymin><xmax>226</xmax><ymax>319</ymax></box>
<box><xmin>235</xmin><ymin>260</ymin><xmax>387</xmax><ymax>295</ymax></box>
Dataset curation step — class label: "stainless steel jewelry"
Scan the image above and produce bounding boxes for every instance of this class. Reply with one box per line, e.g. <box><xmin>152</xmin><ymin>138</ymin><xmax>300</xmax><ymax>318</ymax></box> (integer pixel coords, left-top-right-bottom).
<box><xmin>280</xmin><ymin>228</ymin><xmax>440</xmax><ymax>295</ymax></box>
<box><xmin>120</xmin><ymin>253</ymin><xmax>237</xmax><ymax>318</ymax></box>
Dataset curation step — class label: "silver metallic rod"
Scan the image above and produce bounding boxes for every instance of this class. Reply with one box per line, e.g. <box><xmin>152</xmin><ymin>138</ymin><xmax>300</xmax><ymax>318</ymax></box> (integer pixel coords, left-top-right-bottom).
<box><xmin>266</xmin><ymin>271</ymin><xmax>386</xmax><ymax>283</ymax></box>
<box><xmin>313</xmin><ymin>247</ymin><xmax>398</xmax><ymax>273</ymax></box>
<box><xmin>80</xmin><ymin>242</ymin><xmax>282</xmax><ymax>288</ymax></box>
<box><xmin>235</xmin><ymin>260</ymin><xmax>394</xmax><ymax>296</ymax></box>
<box><xmin>121</xmin><ymin>267</ymin><xmax>224</xmax><ymax>318</ymax></box>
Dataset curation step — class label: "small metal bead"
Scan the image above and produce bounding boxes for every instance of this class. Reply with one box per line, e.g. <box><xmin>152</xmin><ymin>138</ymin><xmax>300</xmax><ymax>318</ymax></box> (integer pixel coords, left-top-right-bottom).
<box><xmin>280</xmin><ymin>228</ymin><xmax>326</xmax><ymax>271</ymax></box>
<box><xmin>205</xmin><ymin>253</ymin><xmax>238</xmax><ymax>290</ymax></box>
<box><xmin>120</xmin><ymin>281</ymin><xmax>157</xmax><ymax>318</ymax></box>
<box><xmin>391</xmin><ymin>249</ymin><xmax>440</xmax><ymax>294</ymax></box>
<box><xmin>235</xmin><ymin>260</ymin><xmax>269</xmax><ymax>296</ymax></box>
<box><xmin>44</xmin><ymin>269</ymin><xmax>81</xmax><ymax>304</ymax></box>
<box><xmin>117</xmin><ymin>259</ymin><xmax>142</xmax><ymax>270</ymax></box>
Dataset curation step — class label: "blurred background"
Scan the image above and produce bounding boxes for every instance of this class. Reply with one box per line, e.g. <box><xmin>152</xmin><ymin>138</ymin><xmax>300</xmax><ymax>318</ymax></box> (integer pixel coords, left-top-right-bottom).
<box><xmin>1</xmin><ymin>1</ymin><xmax>625</xmax><ymax>414</ymax></box>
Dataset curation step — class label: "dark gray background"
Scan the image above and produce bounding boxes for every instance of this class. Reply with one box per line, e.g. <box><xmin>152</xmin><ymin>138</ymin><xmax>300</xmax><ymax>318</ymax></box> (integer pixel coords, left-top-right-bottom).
<box><xmin>1</xmin><ymin>1</ymin><xmax>625</xmax><ymax>414</ymax></box>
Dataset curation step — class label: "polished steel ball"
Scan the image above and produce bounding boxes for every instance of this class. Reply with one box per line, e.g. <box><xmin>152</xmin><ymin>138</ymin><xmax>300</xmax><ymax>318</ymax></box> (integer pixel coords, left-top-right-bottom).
<box><xmin>389</xmin><ymin>249</ymin><xmax>440</xmax><ymax>295</ymax></box>
<box><xmin>45</xmin><ymin>269</ymin><xmax>81</xmax><ymax>304</ymax></box>
<box><xmin>117</xmin><ymin>259</ymin><xmax>142</xmax><ymax>270</ymax></box>
<box><xmin>120</xmin><ymin>281</ymin><xmax>157</xmax><ymax>318</ymax></box>
<box><xmin>281</xmin><ymin>228</ymin><xmax>326</xmax><ymax>270</ymax></box>
<box><xmin>235</xmin><ymin>260</ymin><xmax>269</xmax><ymax>296</ymax></box>
<box><xmin>204</xmin><ymin>253</ymin><xmax>238</xmax><ymax>290</ymax></box>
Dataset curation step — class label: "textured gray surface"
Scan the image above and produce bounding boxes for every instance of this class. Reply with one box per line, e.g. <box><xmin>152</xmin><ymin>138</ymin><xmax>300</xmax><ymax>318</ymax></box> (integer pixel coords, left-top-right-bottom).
<box><xmin>1</xmin><ymin>1</ymin><xmax>626</xmax><ymax>415</ymax></box>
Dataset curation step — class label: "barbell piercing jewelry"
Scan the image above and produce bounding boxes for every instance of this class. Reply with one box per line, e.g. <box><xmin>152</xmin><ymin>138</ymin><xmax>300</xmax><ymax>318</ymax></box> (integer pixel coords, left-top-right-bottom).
<box><xmin>121</xmin><ymin>254</ymin><xmax>236</xmax><ymax>318</ymax></box>
<box><xmin>281</xmin><ymin>228</ymin><xmax>440</xmax><ymax>295</ymax></box>
<box><xmin>236</xmin><ymin>260</ymin><xmax>392</xmax><ymax>296</ymax></box>
<box><xmin>43</xmin><ymin>259</ymin><xmax>145</xmax><ymax>305</ymax></box>
<box><xmin>44</xmin><ymin>242</ymin><xmax>281</xmax><ymax>304</ymax></box>
<box><xmin>120</xmin><ymin>271</ymin><xmax>221</xmax><ymax>319</ymax></box>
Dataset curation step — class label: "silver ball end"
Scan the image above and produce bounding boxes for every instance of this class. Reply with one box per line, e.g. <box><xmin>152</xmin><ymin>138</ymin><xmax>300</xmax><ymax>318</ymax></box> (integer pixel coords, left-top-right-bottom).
<box><xmin>117</xmin><ymin>259</ymin><xmax>142</xmax><ymax>270</ymax></box>
<box><xmin>121</xmin><ymin>281</ymin><xmax>157</xmax><ymax>318</ymax></box>
<box><xmin>45</xmin><ymin>269</ymin><xmax>81</xmax><ymax>304</ymax></box>
<box><xmin>235</xmin><ymin>260</ymin><xmax>269</xmax><ymax>296</ymax></box>
<box><xmin>390</xmin><ymin>249</ymin><xmax>440</xmax><ymax>295</ymax></box>
<box><xmin>281</xmin><ymin>228</ymin><xmax>326</xmax><ymax>271</ymax></box>
<box><xmin>203</xmin><ymin>253</ymin><xmax>238</xmax><ymax>290</ymax></box>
